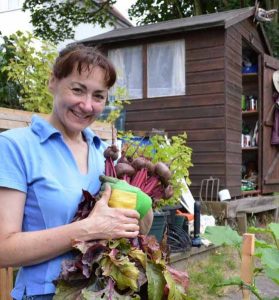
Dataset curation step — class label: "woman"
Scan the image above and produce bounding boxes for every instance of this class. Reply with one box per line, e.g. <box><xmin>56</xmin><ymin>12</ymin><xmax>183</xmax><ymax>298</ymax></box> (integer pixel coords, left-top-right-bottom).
<box><xmin>0</xmin><ymin>45</ymin><xmax>153</xmax><ymax>299</ymax></box>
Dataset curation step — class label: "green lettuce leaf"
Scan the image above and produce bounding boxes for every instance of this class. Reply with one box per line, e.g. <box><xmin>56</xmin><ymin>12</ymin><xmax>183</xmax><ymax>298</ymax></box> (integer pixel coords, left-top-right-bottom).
<box><xmin>146</xmin><ymin>261</ymin><xmax>165</xmax><ymax>300</ymax></box>
<box><xmin>100</xmin><ymin>249</ymin><xmax>139</xmax><ymax>291</ymax></box>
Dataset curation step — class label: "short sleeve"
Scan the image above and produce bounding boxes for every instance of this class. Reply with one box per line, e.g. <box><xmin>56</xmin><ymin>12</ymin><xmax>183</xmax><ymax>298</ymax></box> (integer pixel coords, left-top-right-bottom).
<box><xmin>0</xmin><ymin>135</ymin><xmax>27</xmax><ymax>192</ymax></box>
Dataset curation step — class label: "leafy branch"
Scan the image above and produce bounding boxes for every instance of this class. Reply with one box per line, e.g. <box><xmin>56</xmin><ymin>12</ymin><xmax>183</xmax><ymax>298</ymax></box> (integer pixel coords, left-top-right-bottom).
<box><xmin>22</xmin><ymin>0</ymin><xmax>117</xmax><ymax>43</ymax></box>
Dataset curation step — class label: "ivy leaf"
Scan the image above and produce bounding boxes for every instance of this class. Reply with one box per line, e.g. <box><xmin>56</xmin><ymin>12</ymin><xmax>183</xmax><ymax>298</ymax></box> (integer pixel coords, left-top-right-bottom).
<box><xmin>203</xmin><ymin>226</ymin><xmax>242</xmax><ymax>248</ymax></box>
<box><xmin>100</xmin><ymin>249</ymin><xmax>139</xmax><ymax>291</ymax></box>
<box><xmin>146</xmin><ymin>261</ymin><xmax>165</xmax><ymax>300</ymax></box>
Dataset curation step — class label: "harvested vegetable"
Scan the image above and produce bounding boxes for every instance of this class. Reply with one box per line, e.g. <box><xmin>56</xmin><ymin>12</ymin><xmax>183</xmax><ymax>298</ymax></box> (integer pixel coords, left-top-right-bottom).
<box><xmin>54</xmin><ymin>189</ymin><xmax>189</xmax><ymax>299</ymax></box>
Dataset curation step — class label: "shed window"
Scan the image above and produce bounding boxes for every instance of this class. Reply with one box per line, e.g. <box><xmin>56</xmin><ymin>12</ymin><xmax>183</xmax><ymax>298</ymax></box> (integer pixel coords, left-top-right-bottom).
<box><xmin>147</xmin><ymin>40</ymin><xmax>185</xmax><ymax>97</ymax></box>
<box><xmin>108</xmin><ymin>46</ymin><xmax>143</xmax><ymax>100</ymax></box>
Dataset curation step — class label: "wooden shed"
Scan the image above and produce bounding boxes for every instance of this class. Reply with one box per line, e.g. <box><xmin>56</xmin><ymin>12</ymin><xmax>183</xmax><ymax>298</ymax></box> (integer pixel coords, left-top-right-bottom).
<box><xmin>80</xmin><ymin>7</ymin><xmax>279</xmax><ymax>199</ymax></box>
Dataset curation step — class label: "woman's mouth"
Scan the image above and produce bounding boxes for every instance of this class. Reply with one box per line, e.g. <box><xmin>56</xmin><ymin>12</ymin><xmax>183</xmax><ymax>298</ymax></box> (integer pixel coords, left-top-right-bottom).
<box><xmin>71</xmin><ymin>109</ymin><xmax>91</xmax><ymax>120</ymax></box>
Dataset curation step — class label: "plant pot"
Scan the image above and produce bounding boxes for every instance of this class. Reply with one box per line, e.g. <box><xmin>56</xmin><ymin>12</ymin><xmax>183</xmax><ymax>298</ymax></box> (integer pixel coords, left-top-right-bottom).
<box><xmin>173</xmin><ymin>215</ymin><xmax>185</xmax><ymax>228</ymax></box>
<box><xmin>162</xmin><ymin>204</ymin><xmax>183</xmax><ymax>225</ymax></box>
<box><xmin>148</xmin><ymin>211</ymin><xmax>169</xmax><ymax>242</ymax></box>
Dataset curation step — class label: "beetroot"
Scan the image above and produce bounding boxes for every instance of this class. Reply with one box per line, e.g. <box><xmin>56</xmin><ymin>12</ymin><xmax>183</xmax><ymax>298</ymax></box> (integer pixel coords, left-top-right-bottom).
<box><xmin>131</xmin><ymin>157</ymin><xmax>147</xmax><ymax>170</ymax></box>
<box><xmin>104</xmin><ymin>144</ymin><xmax>119</xmax><ymax>161</ymax></box>
<box><xmin>115</xmin><ymin>163</ymin><xmax>136</xmax><ymax>178</ymax></box>
<box><xmin>154</xmin><ymin>162</ymin><xmax>172</xmax><ymax>185</ymax></box>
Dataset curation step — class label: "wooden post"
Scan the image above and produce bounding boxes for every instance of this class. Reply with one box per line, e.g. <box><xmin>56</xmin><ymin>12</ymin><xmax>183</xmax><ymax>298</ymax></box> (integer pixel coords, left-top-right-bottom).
<box><xmin>0</xmin><ymin>268</ymin><xmax>13</xmax><ymax>300</ymax></box>
<box><xmin>240</xmin><ymin>233</ymin><xmax>255</xmax><ymax>300</ymax></box>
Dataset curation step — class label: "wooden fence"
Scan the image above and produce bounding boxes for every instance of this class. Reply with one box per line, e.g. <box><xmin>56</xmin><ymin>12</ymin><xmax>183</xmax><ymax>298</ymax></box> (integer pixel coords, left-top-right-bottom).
<box><xmin>0</xmin><ymin>107</ymin><xmax>112</xmax><ymax>300</ymax></box>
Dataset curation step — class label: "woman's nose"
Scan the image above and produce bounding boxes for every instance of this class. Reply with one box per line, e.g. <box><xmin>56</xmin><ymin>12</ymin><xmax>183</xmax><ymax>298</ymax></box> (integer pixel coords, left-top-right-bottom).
<box><xmin>80</xmin><ymin>96</ymin><xmax>94</xmax><ymax>112</ymax></box>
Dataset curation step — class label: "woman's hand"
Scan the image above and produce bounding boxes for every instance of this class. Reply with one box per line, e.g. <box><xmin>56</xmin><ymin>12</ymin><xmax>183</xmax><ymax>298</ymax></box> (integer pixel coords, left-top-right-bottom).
<box><xmin>81</xmin><ymin>184</ymin><xmax>140</xmax><ymax>240</ymax></box>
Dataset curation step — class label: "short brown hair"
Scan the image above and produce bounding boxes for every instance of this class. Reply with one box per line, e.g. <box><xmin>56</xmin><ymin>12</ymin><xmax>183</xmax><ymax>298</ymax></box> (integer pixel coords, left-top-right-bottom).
<box><xmin>53</xmin><ymin>44</ymin><xmax>117</xmax><ymax>88</ymax></box>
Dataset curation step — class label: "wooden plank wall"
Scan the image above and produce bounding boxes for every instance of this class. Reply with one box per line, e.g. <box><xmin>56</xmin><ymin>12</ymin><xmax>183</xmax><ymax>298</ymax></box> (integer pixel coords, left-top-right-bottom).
<box><xmin>225</xmin><ymin>26</ymin><xmax>243</xmax><ymax>197</ymax></box>
<box><xmin>125</xmin><ymin>28</ymin><xmax>226</xmax><ymax>198</ymax></box>
<box><xmin>0</xmin><ymin>107</ymin><xmax>113</xmax><ymax>142</ymax></box>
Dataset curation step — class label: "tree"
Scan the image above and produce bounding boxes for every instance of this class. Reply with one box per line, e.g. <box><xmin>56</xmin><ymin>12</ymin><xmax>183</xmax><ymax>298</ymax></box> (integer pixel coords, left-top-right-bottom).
<box><xmin>128</xmin><ymin>0</ymin><xmax>279</xmax><ymax>57</ymax></box>
<box><xmin>128</xmin><ymin>0</ymin><xmax>257</xmax><ymax>25</ymax></box>
<box><xmin>3</xmin><ymin>31</ymin><xmax>57</xmax><ymax>113</ymax></box>
<box><xmin>0</xmin><ymin>32</ymin><xmax>22</xmax><ymax>109</ymax></box>
<box><xmin>22</xmin><ymin>0</ymin><xmax>116</xmax><ymax>43</ymax></box>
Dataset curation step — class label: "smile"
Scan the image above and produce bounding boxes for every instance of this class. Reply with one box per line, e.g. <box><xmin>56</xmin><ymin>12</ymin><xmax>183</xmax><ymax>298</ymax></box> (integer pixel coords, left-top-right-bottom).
<box><xmin>71</xmin><ymin>109</ymin><xmax>91</xmax><ymax>120</ymax></box>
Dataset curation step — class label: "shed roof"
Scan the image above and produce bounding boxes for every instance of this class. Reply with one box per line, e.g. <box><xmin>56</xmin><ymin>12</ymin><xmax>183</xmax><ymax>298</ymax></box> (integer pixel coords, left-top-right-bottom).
<box><xmin>80</xmin><ymin>7</ymin><xmax>256</xmax><ymax>44</ymax></box>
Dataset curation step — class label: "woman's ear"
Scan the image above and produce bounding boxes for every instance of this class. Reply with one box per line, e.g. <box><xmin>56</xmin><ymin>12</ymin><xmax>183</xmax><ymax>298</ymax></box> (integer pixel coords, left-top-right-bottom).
<box><xmin>48</xmin><ymin>73</ymin><xmax>56</xmax><ymax>92</ymax></box>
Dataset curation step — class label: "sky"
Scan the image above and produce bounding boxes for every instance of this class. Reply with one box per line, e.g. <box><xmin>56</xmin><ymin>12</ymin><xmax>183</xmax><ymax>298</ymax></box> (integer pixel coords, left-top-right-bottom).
<box><xmin>114</xmin><ymin>0</ymin><xmax>137</xmax><ymax>24</ymax></box>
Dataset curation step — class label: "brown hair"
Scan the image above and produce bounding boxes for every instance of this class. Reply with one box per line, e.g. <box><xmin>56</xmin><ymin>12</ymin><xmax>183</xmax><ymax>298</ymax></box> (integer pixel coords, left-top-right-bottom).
<box><xmin>53</xmin><ymin>44</ymin><xmax>117</xmax><ymax>88</ymax></box>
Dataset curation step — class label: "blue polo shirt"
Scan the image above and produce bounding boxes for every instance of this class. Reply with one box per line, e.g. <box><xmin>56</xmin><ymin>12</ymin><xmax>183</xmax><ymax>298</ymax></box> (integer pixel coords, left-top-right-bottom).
<box><xmin>0</xmin><ymin>115</ymin><xmax>107</xmax><ymax>299</ymax></box>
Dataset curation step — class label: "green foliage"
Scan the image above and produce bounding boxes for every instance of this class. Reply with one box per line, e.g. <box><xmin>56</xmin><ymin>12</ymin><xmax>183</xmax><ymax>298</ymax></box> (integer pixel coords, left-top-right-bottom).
<box><xmin>203</xmin><ymin>223</ymin><xmax>279</xmax><ymax>300</ymax></box>
<box><xmin>128</xmin><ymin>0</ymin><xmax>255</xmax><ymax>25</ymax></box>
<box><xmin>128</xmin><ymin>0</ymin><xmax>279</xmax><ymax>58</ymax></box>
<box><xmin>105</xmin><ymin>87</ymin><xmax>130</xmax><ymax>124</ymax></box>
<box><xmin>126</xmin><ymin>133</ymin><xmax>193</xmax><ymax>209</ymax></box>
<box><xmin>22</xmin><ymin>0</ymin><xmax>116</xmax><ymax>43</ymax></box>
<box><xmin>54</xmin><ymin>235</ymin><xmax>189</xmax><ymax>299</ymax></box>
<box><xmin>3</xmin><ymin>31</ymin><xmax>57</xmax><ymax>113</ymax></box>
<box><xmin>203</xmin><ymin>226</ymin><xmax>242</xmax><ymax>248</ymax></box>
<box><xmin>0</xmin><ymin>32</ymin><xmax>22</xmax><ymax>109</ymax></box>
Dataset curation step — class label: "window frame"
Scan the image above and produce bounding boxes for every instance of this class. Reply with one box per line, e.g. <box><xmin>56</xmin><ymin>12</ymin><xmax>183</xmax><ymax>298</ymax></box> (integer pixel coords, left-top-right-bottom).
<box><xmin>108</xmin><ymin>38</ymin><xmax>186</xmax><ymax>100</ymax></box>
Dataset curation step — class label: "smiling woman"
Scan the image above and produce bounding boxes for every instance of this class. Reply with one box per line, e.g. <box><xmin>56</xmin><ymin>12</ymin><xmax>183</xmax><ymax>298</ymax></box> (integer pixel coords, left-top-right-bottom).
<box><xmin>0</xmin><ymin>44</ymin><xmax>151</xmax><ymax>300</ymax></box>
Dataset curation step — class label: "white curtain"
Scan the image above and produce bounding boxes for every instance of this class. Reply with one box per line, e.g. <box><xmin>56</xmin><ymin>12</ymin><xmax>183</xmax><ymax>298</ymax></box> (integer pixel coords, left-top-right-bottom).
<box><xmin>147</xmin><ymin>40</ymin><xmax>185</xmax><ymax>98</ymax></box>
<box><xmin>108</xmin><ymin>46</ymin><xmax>143</xmax><ymax>100</ymax></box>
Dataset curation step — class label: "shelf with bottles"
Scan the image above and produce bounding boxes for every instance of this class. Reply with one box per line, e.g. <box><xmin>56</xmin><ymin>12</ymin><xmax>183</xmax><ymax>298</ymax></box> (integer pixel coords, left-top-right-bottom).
<box><xmin>241</xmin><ymin>95</ymin><xmax>258</xmax><ymax>113</ymax></box>
<box><xmin>241</xmin><ymin>154</ymin><xmax>258</xmax><ymax>191</ymax></box>
<box><xmin>241</xmin><ymin>120</ymin><xmax>259</xmax><ymax>149</ymax></box>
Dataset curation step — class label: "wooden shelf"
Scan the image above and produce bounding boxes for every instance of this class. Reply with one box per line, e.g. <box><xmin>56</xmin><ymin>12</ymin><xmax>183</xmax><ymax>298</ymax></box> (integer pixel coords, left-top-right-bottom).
<box><xmin>242</xmin><ymin>72</ymin><xmax>258</xmax><ymax>77</ymax></box>
<box><xmin>242</xmin><ymin>147</ymin><xmax>258</xmax><ymax>151</ymax></box>
<box><xmin>242</xmin><ymin>110</ymin><xmax>258</xmax><ymax>116</ymax></box>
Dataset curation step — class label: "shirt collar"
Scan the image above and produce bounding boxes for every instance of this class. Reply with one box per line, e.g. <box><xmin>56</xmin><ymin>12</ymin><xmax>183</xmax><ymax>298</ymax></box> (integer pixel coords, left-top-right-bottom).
<box><xmin>31</xmin><ymin>115</ymin><xmax>102</xmax><ymax>148</ymax></box>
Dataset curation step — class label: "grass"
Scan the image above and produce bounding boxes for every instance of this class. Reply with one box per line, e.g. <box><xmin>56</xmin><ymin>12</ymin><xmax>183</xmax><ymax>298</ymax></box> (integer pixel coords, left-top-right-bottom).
<box><xmin>185</xmin><ymin>246</ymin><xmax>241</xmax><ymax>299</ymax></box>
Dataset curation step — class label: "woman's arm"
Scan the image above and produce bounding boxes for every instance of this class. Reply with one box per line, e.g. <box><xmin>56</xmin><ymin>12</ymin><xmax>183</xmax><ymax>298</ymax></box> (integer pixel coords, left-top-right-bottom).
<box><xmin>0</xmin><ymin>185</ymin><xmax>140</xmax><ymax>268</ymax></box>
<box><xmin>139</xmin><ymin>209</ymin><xmax>154</xmax><ymax>235</ymax></box>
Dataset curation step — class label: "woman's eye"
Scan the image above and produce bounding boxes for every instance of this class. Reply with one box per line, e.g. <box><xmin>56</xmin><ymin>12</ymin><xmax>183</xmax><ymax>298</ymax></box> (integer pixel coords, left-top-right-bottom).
<box><xmin>72</xmin><ymin>88</ymin><xmax>83</xmax><ymax>94</ymax></box>
<box><xmin>94</xmin><ymin>94</ymin><xmax>105</xmax><ymax>102</ymax></box>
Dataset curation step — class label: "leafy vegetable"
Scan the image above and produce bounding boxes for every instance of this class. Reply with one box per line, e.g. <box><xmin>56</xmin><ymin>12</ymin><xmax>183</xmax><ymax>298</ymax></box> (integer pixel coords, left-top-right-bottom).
<box><xmin>54</xmin><ymin>182</ymin><xmax>189</xmax><ymax>299</ymax></box>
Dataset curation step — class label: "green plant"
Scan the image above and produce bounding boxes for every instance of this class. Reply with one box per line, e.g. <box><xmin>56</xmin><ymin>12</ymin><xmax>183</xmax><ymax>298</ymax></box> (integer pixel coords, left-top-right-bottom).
<box><xmin>3</xmin><ymin>31</ymin><xmax>57</xmax><ymax>113</ymax></box>
<box><xmin>0</xmin><ymin>32</ymin><xmax>22</xmax><ymax>109</ymax></box>
<box><xmin>125</xmin><ymin>133</ymin><xmax>193</xmax><ymax>209</ymax></box>
<box><xmin>105</xmin><ymin>87</ymin><xmax>130</xmax><ymax>125</ymax></box>
<box><xmin>203</xmin><ymin>223</ymin><xmax>279</xmax><ymax>300</ymax></box>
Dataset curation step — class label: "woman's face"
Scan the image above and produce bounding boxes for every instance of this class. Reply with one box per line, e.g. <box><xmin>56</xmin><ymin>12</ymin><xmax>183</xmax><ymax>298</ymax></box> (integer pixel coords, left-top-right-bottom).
<box><xmin>49</xmin><ymin>65</ymin><xmax>108</xmax><ymax>137</ymax></box>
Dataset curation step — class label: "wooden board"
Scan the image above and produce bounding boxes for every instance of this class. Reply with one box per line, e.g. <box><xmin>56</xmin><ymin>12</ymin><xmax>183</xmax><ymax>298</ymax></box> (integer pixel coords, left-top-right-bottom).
<box><xmin>0</xmin><ymin>107</ymin><xmax>113</xmax><ymax>141</ymax></box>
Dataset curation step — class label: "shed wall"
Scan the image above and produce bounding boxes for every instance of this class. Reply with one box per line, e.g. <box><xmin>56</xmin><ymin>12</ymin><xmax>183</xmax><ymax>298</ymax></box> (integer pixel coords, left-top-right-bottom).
<box><xmin>124</xmin><ymin>28</ymin><xmax>226</xmax><ymax>198</ymax></box>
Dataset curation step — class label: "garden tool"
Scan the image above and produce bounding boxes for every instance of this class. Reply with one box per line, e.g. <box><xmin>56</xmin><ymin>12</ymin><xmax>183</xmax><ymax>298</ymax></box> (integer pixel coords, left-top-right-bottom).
<box><xmin>99</xmin><ymin>175</ymin><xmax>152</xmax><ymax>219</ymax></box>
<box><xmin>192</xmin><ymin>201</ymin><xmax>202</xmax><ymax>247</ymax></box>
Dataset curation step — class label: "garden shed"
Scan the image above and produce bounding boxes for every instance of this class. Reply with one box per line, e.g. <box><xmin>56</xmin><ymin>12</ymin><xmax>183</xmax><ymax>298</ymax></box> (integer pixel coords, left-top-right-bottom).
<box><xmin>80</xmin><ymin>7</ymin><xmax>279</xmax><ymax>200</ymax></box>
